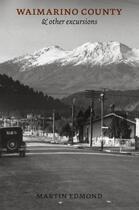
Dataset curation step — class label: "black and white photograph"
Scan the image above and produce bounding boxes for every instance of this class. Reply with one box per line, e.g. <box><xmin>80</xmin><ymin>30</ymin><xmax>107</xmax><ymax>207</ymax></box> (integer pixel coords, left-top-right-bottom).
<box><xmin>0</xmin><ymin>0</ymin><xmax>139</xmax><ymax>209</ymax></box>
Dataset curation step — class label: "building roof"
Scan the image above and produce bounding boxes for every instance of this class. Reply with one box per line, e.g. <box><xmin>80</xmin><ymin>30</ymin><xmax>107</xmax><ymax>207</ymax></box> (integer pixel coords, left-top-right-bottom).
<box><xmin>84</xmin><ymin>112</ymin><xmax>136</xmax><ymax>126</ymax></box>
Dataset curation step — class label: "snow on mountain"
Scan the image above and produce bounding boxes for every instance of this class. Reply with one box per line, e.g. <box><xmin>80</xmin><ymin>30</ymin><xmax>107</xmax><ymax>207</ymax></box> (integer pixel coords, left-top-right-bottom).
<box><xmin>1</xmin><ymin>41</ymin><xmax>139</xmax><ymax>97</ymax></box>
<box><xmin>61</xmin><ymin>41</ymin><xmax>139</xmax><ymax>66</ymax></box>
<box><xmin>12</xmin><ymin>45</ymin><xmax>69</xmax><ymax>71</ymax></box>
<box><xmin>32</xmin><ymin>45</ymin><xmax>68</xmax><ymax>66</ymax></box>
<box><xmin>10</xmin><ymin>41</ymin><xmax>139</xmax><ymax>70</ymax></box>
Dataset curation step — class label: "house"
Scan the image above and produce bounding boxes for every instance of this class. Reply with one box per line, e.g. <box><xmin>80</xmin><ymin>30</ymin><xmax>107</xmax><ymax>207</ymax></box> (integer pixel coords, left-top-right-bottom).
<box><xmin>83</xmin><ymin>113</ymin><xmax>136</xmax><ymax>146</ymax></box>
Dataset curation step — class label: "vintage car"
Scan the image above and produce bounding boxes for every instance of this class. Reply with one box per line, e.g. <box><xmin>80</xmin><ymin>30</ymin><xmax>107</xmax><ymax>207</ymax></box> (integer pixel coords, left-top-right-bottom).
<box><xmin>0</xmin><ymin>127</ymin><xmax>26</xmax><ymax>157</ymax></box>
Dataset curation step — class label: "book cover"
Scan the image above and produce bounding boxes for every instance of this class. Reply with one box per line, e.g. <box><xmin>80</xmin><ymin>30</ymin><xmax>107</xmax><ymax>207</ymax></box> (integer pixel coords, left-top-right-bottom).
<box><xmin>0</xmin><ymin>0</ymin><xmax>139</xmax><ymax>210</ymax></box>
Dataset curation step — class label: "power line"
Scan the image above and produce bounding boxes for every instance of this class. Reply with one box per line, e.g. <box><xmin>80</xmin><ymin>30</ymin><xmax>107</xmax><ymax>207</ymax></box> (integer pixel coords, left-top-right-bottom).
<box><xmin>106</xmin><ymin>93</ymin><xmax>139</xmax><ymax>98</ymax></box>
<box><xmin>47</xmin><ymin>90</ymin><xmax>139</xmax><ymax>97</ymax></box>
<box><xmin>47</xmin><ymin>92</ymin><xmax>139</xmax><ymax>98</ymax></box>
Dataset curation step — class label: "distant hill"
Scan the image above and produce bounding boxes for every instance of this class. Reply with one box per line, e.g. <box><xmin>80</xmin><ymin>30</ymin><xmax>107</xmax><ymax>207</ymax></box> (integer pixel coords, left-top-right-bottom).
<box><xmin>62</xmin><ymin>90</ymin><xmax>139</xmax><ymax>118</ymax></box>
<box><xmin>0</xmin><ymin>74</ymin><xmax>69</xmax><ymax>117</ymax></box>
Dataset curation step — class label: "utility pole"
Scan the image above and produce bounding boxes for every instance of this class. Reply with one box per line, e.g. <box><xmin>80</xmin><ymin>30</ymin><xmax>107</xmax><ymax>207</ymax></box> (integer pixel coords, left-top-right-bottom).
<box><xmin>43</xmin><ymin>116</ymin><xmax>45</xmax><ymax>136</ymax></box>
<box><xmin>90</xmin><ymin>99</ymin><xmax>94</xmax><ymax>147</ymax></box>
<box><xmin>52</xmin><ymin>110</ymin><xmax>55</xmax><ymax>142</ymax></box>
<box><xmin>85</xmin><ymin>90</ymin><xmax>100</xmax><ymax>147</ymax></box>
<box><xmin>71</xmin><ymin>98</ymin><xmax>76</xmax><ymax>144</ymax></box>
<box><xmin>100</xmin><ymin>91</ymin><xmax>105</xmax><ymax>150</ymax></box>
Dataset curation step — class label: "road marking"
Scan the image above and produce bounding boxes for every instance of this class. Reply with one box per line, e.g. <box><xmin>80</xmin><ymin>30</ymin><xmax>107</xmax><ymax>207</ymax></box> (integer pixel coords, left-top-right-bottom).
<box><xmin>58</xmin><ymin>201</ymin><xmax>63</xmax><ymax>205</ymax></box>
<box><xmin>106</xmin><ymin>200</ymin><xmax>112</xmax><ymax>204</ymax></box>
<box><xmin>28</xmin><ymin>147</ymin><xmax>76</xmax><ymax>150</ymax></box>
<box><xmin>1</xmin><ymin>151</ymin><xmax>136</xmax><ymax>158</ymax></box>
<box><xmin>26</xmin><ymin>144</ymin><xmax>70</xmax><ymax>147</ymax></box>
<box><xmin>26</xmin><ymin>152</ymin><xmax>134</xmax><ymax>157</ymax></box>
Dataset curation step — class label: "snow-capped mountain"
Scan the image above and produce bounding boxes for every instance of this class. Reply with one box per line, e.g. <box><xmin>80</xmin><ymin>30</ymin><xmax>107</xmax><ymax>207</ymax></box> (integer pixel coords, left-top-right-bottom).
<box><xmin>12</xmin><ymin>45</ymin><xmax>68</xmax><ymax>70</ymax></box>
<box><xmin>0</xmin><ymin>41</ymin><xmax>139</xmax><ymax>97</ymax></box>
<box><xmin>10</xmin><ymin>41</ymin><xmax>139</xmax><ymax>70</ymax></box>
<box><xmin>64</xmin><ymin>41</ymin><xmax>139</xmax><ymax>66</ymax></box>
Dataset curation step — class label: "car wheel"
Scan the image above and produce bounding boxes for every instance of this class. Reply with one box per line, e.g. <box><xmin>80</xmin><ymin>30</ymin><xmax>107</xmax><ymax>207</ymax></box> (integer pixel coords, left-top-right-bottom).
<box><xmin>7</xmin><ymin>139</ymin><xmax>17</xmax><ymax>151</ymax></box>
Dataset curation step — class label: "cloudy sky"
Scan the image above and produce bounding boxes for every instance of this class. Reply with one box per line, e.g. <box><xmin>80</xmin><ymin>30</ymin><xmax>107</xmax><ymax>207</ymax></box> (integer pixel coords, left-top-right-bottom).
<box><xmin>0</xmin><ymin>0</ymin><xmax>139</xmax><ymax>61</ymax></box>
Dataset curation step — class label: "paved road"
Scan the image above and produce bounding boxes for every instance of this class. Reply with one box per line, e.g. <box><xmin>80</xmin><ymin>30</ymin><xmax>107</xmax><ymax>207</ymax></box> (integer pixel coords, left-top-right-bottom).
<box><xmin>26</xmin><ymin>142</ymin><xmax>138</xmax><ymax>157</ymax></box>
<box><xmin>2</xmin><ymin>142</ymin><xmax>137</xmax><ymax>157</ymax></box>
<box><xmin>0</xmin><ymin>143</ymin><xmax>139</xmax><ymax>210</ymax></box>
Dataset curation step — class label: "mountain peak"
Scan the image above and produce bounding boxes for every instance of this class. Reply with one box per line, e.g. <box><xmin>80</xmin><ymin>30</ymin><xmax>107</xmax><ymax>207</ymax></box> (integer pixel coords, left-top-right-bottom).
<box><xmin>13</xmin><ymin>45</ymin><xmax>67</xmax><ymax>69</ymax></box>
<box><xmin>77</xmin><ymin>41</ymin><xmax>131</xmax><ymax>52</ymax></box>
<box><xmin>64</xmin><ymin>41</ymin><xmax>136</xmax><ymax>66</ymax></box>
<box><xmin>77</xmin><ymin>41</ymin><xmax>130</xmax><ymax>52</ymax></box>
<box><xmin>34</xmin><ymin>45</ymin><xmax>65</xmax><ymax>55</ymax></box>
<box><xmin>6</xmin><ymin>41</ymin><xmax>139</xmax><ymax>69</ymax></box>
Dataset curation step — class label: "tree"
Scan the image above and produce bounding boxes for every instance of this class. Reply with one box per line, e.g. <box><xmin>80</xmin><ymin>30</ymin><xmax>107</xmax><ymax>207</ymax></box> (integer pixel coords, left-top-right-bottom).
<box><xmin>107</xmin><ymin>116</ymin><xmax>121</xmax><ymax>138</ymax></box>
<box><xmin>84</xmin><ymin>106</ymin><xmax>90</xmax><ymax>120</ymax></box>
<box><xmin>107</xmin><ymin>115</ymin><xmax>131</xmax><ymax>139</ymax></box>
<box><xmin>60</xmin><ymin>123</ymin><xmax>72</xmax><ymax>137</ymax></box>
<box><xmin>75</xmin><ymin>110</ymin><xmax>85</xmax><ymax>142</ymax></box>
<box><xmin>120</xmin><ymin>118</ymin><xmax>131</xmax><ymax>139</ymax></box>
